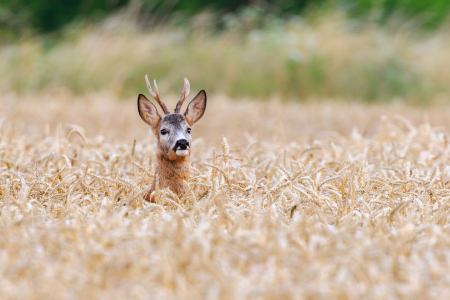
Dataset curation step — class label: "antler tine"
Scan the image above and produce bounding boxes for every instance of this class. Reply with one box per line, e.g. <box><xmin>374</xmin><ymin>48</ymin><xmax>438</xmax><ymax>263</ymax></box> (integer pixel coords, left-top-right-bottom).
<box><xmin>145</xmin><ymin>74</ymin><xmax>170</xmax><ymax>115</ymax></box>
<box><xmin>174</xmin><ymin>77</ymin><xmax>190</xmax><ymax>113</ymax></box>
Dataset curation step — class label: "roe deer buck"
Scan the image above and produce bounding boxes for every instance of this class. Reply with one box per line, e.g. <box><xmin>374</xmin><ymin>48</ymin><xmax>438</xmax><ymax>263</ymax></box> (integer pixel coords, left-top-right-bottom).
<box><xmin>137</xmin><ymin>75</ymin><xmax>207</xmax><ymax>202</ymax></box>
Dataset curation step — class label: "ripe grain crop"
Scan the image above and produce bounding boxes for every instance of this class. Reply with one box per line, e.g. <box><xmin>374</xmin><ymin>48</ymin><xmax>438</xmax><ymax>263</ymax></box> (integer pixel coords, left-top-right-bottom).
<box><xmin>2</xmin><ymin>93</ymin><xmax>450</xmax><ymax>299</ymax></box>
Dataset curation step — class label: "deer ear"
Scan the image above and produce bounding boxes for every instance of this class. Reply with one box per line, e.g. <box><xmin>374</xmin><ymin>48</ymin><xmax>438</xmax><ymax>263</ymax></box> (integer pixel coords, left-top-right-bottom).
<box><xmin>138</xmin><ymin>94</ymin><xmax>161</xmax><ymax>134</ymax></box>
<box><xmin>184</xmin><ymin>90</ymin><xmax>207</xmax><ymax>126</ymax></box>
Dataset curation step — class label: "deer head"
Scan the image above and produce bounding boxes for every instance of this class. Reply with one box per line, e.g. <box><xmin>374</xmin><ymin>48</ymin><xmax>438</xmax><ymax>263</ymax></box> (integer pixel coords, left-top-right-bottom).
<box><xmin>137</xmin><ymin>75</ymin><xmax>207</xmax><ymax>161</ymax></box>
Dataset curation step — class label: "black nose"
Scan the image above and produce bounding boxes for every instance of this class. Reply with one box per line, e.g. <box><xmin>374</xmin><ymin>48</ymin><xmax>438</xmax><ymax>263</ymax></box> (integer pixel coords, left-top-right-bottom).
<box><xmin>175</xmin><ymin>139</ymin><xmax>189</xmax><ymax>150</ymax></box>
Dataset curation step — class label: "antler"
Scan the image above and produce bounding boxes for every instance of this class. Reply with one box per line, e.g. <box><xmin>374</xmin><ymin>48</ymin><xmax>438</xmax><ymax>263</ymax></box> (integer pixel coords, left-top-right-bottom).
<box><xmin>145</xmin><ymin>75</ymin><xmax>170</xmax><ymax>115</ymax></box>
<box><xmin>174</xmin><ymin>77</ymin><xmax>190</xmax><ymax>113</ymax></box>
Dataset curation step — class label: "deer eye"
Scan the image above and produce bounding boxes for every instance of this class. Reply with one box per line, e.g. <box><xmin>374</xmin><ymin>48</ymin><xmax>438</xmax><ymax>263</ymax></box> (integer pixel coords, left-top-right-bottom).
<box><xmin>160</xmin><ymin>129</ymin><xmax>168</xmax><ymax>135</ymax></box>
<box><xmin>187</xmin><ymin>128</ymin><xmax>191</xmax><ymax>134</ymax></box>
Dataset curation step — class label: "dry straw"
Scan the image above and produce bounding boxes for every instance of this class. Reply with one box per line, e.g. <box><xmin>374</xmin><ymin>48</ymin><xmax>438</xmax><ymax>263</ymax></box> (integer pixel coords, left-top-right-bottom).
<box><xmin>1</xmin><ymin>95</ymin><xmax>450</xmax><ymax>299</ymax></box>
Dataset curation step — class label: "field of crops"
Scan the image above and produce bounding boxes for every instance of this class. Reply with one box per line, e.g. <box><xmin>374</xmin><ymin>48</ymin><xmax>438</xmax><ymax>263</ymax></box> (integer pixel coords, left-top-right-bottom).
<box><xmin>1</xmin><ymin>92</ymin><xmax>450</xmax><ymax>299</ymax></box>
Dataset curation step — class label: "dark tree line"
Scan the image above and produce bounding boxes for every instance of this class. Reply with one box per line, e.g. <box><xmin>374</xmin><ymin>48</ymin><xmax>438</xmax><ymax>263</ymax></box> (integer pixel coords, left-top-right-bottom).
<box><xmin>1</xmin><ymin>0</ymin><xmax>449</xmax><ymax>34</ymax></box>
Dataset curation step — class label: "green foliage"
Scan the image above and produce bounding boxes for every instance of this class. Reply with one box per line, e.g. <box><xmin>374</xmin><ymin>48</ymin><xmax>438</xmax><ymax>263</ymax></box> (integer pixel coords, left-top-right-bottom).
<box><xmin>0</xmin><ymin>0</ymin><xmax>127</xmax><ymax>33</ymax></box>
<box><xmin>0</xmin><ymin>21</ymin><xmax>437</xmax><ymax>103</ymax></box>
<box><xmin>1</xmin><ymin>1</ymin><xmax>450</xmax><ymax>103</ymax></box>
<box><xmin>0</xmin><ymin>0</ymin><xmax>326</xmax><ymax>34</ymax></box>
<box><xmin>165</xmin><ymin>0</ymin><xmax>324</xmax><ymax>15</ymax></box>
<box><xmin>344</xmin><ymin>0</ymin><xmax>450</xmax><ymax>29</ymax></box>
<box><xmin>3</xmin><ymin>0</ymin><xmax>450</xmax><ymax>34</ymax></box>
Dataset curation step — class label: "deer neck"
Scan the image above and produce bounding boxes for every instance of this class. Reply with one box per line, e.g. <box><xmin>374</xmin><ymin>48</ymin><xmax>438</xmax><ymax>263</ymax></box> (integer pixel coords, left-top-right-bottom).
<box><xmin>154</xmin><ymin>153</ymin><xmax>191</xmax><ymax>196</ymax></box>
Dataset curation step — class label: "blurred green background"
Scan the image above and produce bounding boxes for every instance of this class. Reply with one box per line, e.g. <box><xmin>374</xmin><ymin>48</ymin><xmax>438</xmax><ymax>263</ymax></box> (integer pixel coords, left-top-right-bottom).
<box><xmin>1</xmin><ymin>0</ymin><xmax>450</xmax><ymax>103</ymax></box>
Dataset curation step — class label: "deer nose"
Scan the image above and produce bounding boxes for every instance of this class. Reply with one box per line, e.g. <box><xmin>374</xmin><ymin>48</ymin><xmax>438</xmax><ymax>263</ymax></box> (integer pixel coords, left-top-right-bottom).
<box><xmin>175</xmin><ymin>139</ymin><xmax>189</xmax><ymax>150</ymax></box>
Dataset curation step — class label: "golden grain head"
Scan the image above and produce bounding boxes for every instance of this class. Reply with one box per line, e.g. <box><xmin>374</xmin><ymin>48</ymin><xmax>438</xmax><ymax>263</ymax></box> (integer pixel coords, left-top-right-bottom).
<box><xmin>1</xmin><ymin>93</ymin><xmax>450</xmax><ymax>298</ymax></box>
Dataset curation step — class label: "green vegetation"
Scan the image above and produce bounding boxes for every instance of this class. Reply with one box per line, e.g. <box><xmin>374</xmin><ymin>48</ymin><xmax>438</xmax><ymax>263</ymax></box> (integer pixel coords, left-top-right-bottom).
<box><xmin>2</xmin><ymin>1</ymin><xmax>450</xmax><ymax>103</ymax></box>
<box><xmin>0</xmin><ymin>0</ymin><xmax>127</xmax><ymax>33</ymax></box>
<box><xmin>2</xmin><ymin>0</ymin><xmax>450</xmax><ymax>34</ymax></box>
<box><xmin>346</xmin><ymin>0</ymin><xmax>450</xmax><ymax>29</ymax></box>
<box><xmin>2</xmin><ymin>13</ymin><xmax>449</xmax><ymax>103</ymax></box>
<box><xmin>0</xmin><ymin>0</ymin><xmax>323</xmax><ymax>35</ymax></box>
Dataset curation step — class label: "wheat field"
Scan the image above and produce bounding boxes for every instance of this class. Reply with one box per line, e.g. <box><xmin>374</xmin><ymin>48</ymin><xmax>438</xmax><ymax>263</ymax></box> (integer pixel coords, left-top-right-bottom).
<box><xmin>1</xmin><ymin>92</ymin><xmax>450</xmax><ymax>299</ymax></box>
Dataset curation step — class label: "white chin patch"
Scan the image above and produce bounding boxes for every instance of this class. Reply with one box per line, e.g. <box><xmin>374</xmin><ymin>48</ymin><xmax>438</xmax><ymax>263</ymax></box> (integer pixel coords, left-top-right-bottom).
<box><xmin>176</xmin><ymin>149</ymin><xmax>189</xmax><ymax>156</ymax></box>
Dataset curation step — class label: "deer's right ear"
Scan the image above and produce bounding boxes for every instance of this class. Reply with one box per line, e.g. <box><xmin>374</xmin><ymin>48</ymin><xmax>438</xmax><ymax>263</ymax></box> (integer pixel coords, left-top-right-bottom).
<box><xmin>138</xmin><ymin>94</ymin><xmax>161</xmax><ymax>134</ymax></box>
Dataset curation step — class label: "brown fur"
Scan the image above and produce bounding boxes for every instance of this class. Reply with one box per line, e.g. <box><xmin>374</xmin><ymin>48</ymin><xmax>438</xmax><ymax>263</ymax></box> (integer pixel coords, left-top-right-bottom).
<box><xmin>144</xmin><ymin>139</ymin><xmax>191</xmax><ymax>202</ymax></box>
<box><xmin>137</xmin><ymin>79</ymin><xmax>207</xmax><ymax>203</ymax></box>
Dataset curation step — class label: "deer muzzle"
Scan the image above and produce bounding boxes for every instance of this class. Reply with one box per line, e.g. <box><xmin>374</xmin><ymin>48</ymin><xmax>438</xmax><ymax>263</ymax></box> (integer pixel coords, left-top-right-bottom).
<box><xmin>174</xmin><ymin>139</ymin><xmax>190</xmax><ymax>156</ymax></box>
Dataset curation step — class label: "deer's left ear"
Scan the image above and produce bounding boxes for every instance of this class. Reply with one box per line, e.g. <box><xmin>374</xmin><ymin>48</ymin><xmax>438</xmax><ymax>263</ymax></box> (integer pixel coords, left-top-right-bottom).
<box><xmin>184</xmin><ymin>90</ymin><xmax>207</xmax><ymax>126</ymax></box>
